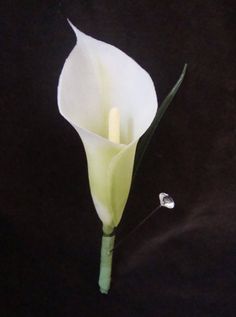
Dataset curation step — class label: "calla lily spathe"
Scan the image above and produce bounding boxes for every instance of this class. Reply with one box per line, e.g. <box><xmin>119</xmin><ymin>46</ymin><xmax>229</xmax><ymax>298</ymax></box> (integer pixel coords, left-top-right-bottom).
<box><xmin>57</xmin><ymin>22</ymin><xmax>158</xmax><ymax>231</ymax></box>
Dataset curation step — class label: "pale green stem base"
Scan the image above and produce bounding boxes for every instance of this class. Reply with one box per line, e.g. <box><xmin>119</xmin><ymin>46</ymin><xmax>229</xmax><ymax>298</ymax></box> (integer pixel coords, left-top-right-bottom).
<box><xmin>98</xmin><ymin>231</ymin><xmax>115</xmax><ymax>294</ymax></box>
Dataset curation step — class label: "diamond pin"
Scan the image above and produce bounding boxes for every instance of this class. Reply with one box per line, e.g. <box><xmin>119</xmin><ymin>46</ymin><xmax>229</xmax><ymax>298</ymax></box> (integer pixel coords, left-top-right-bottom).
<box><xmin>159</xmin><ymin>192</ymin><xmax>175</xmax><ymax>209</ymax></box>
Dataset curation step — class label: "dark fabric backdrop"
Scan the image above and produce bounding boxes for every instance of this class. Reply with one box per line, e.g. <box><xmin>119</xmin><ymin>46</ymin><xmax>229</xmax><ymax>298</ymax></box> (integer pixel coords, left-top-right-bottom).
<box><xmin>1</xmin><ymin>1</ymin><xmax>235</xmax><ymax>316</ymax></box>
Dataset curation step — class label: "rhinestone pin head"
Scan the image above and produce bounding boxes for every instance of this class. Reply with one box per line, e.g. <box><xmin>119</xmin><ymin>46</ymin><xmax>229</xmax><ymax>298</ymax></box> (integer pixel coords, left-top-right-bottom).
<box><xmin>159</xmin><ymin>192</ymin><xmax>175</xmax><ymax>209</ymax></box>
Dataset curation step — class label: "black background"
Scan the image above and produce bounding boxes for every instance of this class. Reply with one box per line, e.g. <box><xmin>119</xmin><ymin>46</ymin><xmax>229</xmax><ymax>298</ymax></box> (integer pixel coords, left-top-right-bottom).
<box><xmin>1</xmin><ymin>1</ymin><xmax>235</xmax><ymax>316</ymax></box>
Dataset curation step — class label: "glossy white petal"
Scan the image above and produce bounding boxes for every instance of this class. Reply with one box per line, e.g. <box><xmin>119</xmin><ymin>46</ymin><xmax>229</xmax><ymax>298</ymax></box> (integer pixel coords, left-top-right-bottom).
<box><xmin>58</xmin><ymin>22</ymin><xmax>158</xmax><ymax>227</ymax></box>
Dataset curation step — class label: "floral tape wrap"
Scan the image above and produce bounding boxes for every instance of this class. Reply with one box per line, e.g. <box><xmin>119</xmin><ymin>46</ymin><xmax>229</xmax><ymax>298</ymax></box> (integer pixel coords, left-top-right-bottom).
<box><xmin>98</xmin><ymin>234</ymin><xmax>115</xmax><ymax>294</ymax></box>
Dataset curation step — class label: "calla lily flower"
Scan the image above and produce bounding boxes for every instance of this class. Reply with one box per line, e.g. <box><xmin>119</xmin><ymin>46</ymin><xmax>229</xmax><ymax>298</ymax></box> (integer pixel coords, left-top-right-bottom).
<box><xmin>57</xmin><ymin>22</ymin><xmax>158</xmax><ymax>234</ymax></box>
<box><xmin>57</xmin><ymin>21</ymin><xmax>187</xmax><ymax>294</ymax></box>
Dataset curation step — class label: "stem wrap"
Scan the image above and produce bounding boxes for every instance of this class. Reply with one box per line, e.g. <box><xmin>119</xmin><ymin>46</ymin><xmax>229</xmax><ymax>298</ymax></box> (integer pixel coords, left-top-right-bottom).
<box><xmin>98</xmin><ymin>233</ymin><xmax>115</xmax><ymax>294</ymax></box>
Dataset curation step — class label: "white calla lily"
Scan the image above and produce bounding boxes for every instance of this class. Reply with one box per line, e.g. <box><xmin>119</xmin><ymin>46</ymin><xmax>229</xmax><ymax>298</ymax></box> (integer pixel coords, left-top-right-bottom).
<box><xmin>57</xmin><ymin>22</ymin><xmax>158</xmax><ymax>293</ymax></box>
<box><xmin>58</xmin><ymin>22</ymin><xmax>158</xmax><ymax>232</ymax></box>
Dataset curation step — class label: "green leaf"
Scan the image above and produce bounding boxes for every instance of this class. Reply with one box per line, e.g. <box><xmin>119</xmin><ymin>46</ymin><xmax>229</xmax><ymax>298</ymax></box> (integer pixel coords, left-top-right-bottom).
<box><xmin>133</xmin><ymin>63</ymin><xmax>188</xmax><ymax>176</ymax></box>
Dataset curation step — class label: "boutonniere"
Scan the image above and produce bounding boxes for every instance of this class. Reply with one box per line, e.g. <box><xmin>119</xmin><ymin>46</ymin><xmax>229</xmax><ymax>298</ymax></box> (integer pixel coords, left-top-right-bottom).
<box><xmin>57</xmin><ymin>21</ymin><xmax>187</xmax><ymax>294</ymax></box>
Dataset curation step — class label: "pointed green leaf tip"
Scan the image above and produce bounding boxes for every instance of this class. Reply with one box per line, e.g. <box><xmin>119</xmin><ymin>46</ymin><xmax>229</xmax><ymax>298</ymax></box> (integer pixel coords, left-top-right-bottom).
<box><xmin>134</xmin><ymin>64</ymin><xmax>188</xmax><ymax>176</ymax></box>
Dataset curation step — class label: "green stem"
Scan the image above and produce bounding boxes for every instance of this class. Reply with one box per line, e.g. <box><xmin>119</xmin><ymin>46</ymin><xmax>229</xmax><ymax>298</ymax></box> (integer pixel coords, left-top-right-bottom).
<box><xmin>98</xmin><ymin>228</ymin><xmax>115</xmax><ymax>294</ymax></box>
